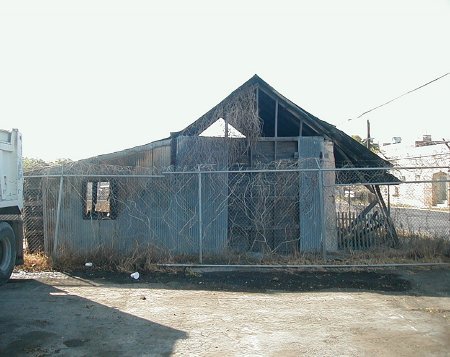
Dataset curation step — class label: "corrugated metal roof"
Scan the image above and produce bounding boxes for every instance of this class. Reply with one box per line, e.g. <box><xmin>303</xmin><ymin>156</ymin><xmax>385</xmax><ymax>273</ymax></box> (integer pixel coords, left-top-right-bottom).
<box><xmin>174</xmin><ymin>74</ymin><xmax>394</xmax><ymax>170</ymax></box>
<box><xmin>61</xmin><ymin>75</ymin><xmax>399</xmax><ymax>183</ymax></box>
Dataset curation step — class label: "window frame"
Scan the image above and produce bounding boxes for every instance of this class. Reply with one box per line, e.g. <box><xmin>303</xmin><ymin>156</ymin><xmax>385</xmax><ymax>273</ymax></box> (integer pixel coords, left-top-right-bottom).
<box><xmin>82</xmin><ymin>178</ymin><xmax>117</xmax><ymax>220</ymax></box>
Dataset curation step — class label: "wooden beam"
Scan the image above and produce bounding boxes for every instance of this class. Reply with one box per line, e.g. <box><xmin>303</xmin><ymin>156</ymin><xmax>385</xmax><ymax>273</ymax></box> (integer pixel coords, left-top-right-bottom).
<box><xmin>225</xmin><ymin>115</ymin><xmax>229</xmax><ymax>138</ymax></box>
<box><xmin>274</xmin><ymin>100</ymin><xmax>278</xmax><ymax>160</ymax></box>
<box><xmin>372</xmin><ymin>185</ymin><xmax>399</xmax><ymax>246</ymax></box>
<box><xmin>274</xmin><ymin>99</ymin><xmax>278</xmax><ymax>137</ymax></box>
<box><xmin>259</xmin><ymin>87</ymin><xmax>305</xmax><ymax>125</ymax></box>
<box><xmin>257</xmin><ymin>136</ymin><xmax>299</xmax><ymax>142</ymax></box>
<box><xmin>251</xmin><ymin>86</ymin><xmax>258</xmax><ymax>167</ymax></box>
<box><xmin>256</xmin><ymin>86</ymin><xmax>259</xmax><ymax>119</ymax></box>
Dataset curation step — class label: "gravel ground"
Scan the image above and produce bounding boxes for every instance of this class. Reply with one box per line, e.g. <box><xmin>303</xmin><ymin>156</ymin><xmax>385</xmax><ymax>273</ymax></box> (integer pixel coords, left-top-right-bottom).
<box><xmin>0</xmin><ymin>266</ymin><xmax>449</xmax><ymax>356</ymax></box>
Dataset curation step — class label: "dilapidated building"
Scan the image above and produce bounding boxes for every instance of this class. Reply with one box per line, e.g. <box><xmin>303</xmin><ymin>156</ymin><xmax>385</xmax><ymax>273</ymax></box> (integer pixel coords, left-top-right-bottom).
<box><xmin>24</xmin><ymin>75</ymin><xmax>399</xmax><ymax>260</ymax></box>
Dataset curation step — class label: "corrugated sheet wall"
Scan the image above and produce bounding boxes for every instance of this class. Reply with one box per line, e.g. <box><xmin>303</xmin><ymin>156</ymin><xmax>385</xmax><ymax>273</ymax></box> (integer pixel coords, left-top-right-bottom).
<box><xmin>88</xmin><ymin>139</ymin><xmax>172</xmax><ymax>172</ymax></box>
<box><xmin>39</xmin><ymin>173</ymin><xmax>228</xmax><ymax>258</ymax></box>
<box><xmin>298</xmin><ymin>137</ymin><xmax>325</xmax><ymax>252</ymax></box>
<box><xmin>43</xmin><ymin>175</ymin><xmax>189</xmax><ymax>256</ymax></box>
<box><xmin>30</xmin><ymin>136</ymin><xmax>334</xmax><ymax>259</ymax></box>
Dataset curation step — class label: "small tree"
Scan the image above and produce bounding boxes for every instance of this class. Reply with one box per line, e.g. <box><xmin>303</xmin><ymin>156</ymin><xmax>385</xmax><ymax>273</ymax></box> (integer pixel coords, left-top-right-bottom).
<box><xmin>23</xmin><ymin>157</ymin><xmax>74</xmax><ymax>173</ymax></box>
<box><xmin>351</xmin><ymin>135</ymin><xmax>380</xmax><ymax>153</ymax></box>
<box><xmin>23</xmin><ymin>157</ymin><xmax>48</xmax><ymax>172</ymax></box>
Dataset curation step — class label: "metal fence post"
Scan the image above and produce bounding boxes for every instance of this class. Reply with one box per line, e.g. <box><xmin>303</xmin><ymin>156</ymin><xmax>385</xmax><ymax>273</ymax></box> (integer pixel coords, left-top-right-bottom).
<box><xmin>317</xmin><ymin>162</ymin><xmax>327</xmax><ymax>260</ymax></box>
<box><xmin>53</xmin><ymin>170</ymin><xmax>64</xmax><ymax>258</ymax></box>
<box><xmin>197</xmin><ymin>166</ymin><xmax>203</xmax><ymax>264</ymax></box>
<box><xmin>387</xmin><ymin>185</ymin><xmax>391</xmax><ymax>215</ymax></box>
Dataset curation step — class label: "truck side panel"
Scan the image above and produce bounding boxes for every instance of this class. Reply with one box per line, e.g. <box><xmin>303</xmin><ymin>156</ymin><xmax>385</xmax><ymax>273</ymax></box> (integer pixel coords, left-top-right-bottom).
<box><xmin>0</xmin><ymin>129</ymin><xmax>24</xmax><ymax>276</ymax></box>
<box><xmin>0</xmin><ymin>129</ymin><xmax>24</xmax><ymax>212</ymax></box>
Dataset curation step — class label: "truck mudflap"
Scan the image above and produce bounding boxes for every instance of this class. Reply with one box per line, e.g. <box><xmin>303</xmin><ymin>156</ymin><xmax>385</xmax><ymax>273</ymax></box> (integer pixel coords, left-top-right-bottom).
<box><xmin>11</xmin><ymin>220</ymin><xmax>24</xmax><ymax>265</ymax></box>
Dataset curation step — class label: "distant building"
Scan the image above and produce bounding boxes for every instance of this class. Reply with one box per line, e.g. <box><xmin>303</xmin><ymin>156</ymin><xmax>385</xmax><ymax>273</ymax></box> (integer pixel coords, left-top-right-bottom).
<box><xmin>382</xmin><ymin>135</ymin><xmax>450</xmax><ymax>208</ymax></box>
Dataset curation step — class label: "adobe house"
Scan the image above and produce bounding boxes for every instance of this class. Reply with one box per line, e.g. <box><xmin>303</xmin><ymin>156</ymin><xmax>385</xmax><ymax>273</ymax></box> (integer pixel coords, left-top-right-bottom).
<box><xmin>382</xmin><ymin>136</ymin><xmax>450</xmax><ymax>208</ymax></box>
<box><xmin>24</xmin><ymin>75</ymin><xmax>398</xmax><ymax>258</ymax></box>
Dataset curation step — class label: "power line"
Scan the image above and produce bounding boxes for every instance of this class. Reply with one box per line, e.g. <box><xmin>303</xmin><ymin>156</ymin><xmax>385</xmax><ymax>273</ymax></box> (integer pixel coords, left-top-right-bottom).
<box><xmin>348</xmin><ymin>72</ymin><xmax>449</xmax><ymax>122</ymax></box>
<box><xmin>385</xmin><ymin>152</ymin><xmax>450</xmax><ymax>161</ymax></box>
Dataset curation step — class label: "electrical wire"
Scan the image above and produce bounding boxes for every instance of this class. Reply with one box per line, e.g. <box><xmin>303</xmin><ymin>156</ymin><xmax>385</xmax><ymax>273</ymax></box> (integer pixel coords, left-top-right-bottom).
<box><xmin>348</xmin><ymin>72</ymin><xmax>449</xmax><ymax>121</ymax></box>
<box><xmin>385</xmin><ymin>152</ymin><xmax>450</xmax><ymax>161</ymax></box>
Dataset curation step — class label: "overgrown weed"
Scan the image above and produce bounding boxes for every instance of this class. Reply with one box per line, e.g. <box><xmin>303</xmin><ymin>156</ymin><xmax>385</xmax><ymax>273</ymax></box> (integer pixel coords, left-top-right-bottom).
<box><xmin>16</xmin><ymin>251</ymin><xmax>53</xmax><ymax>272</ymax></box>
<box><xmin>36</xmin><ymin>235</ymin><xmax>450</xmax><ymax>272</ymax></box>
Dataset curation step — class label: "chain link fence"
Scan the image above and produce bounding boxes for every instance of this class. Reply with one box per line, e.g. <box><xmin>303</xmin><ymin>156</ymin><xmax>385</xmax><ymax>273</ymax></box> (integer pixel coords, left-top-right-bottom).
<box><xmin>22</xmin><ymin>164</ymin><xmax>449</xmax><ymax>266</ymax></box>
<box><xmin>333</xmin><ymin>166</ymin><xmax>449</xmax><ymax>238</ymax></box>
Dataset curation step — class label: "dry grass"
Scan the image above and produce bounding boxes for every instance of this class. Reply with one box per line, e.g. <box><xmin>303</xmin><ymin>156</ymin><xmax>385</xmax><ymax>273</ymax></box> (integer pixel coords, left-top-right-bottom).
<box><xmin>201</xmin><ymin>236</ymin><xmax>450</xmax><ymax>266</ymax></box>
<box><xmin>326</xmin><ymin>236</ymin><xmax>450</xmax><ymax>265</ymax></box>
<box><xmin>17</xmin><ymin>252</ymin><xmax>53</xmax><ymax>272</ymax></box>
<box><xmin>44</xmin><ymin>235</ymin><xmax>450</xmax><ymax>272</ymax></box>
<box><xmin>399</xmin><ymin>235</ymin><xmax>450</xmax><ymax>260</ymax></box>
<box><xmin>52</xmin><ymin>244</ymin><xmax>176</xmax><ymax>273</ymax></box>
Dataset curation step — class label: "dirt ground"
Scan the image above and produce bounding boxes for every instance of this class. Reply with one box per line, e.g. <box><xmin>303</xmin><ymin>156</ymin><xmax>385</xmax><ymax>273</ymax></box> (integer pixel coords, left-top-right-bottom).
<box><xmin>1</xmin><ymin>266</ymin><xmax>449</xmax><ymax>356</ymax></box>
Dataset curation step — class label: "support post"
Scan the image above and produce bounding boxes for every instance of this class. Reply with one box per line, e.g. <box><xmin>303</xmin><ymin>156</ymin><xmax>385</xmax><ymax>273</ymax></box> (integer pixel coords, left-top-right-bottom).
<box><xmin>198</xmin><ymin>166</ymin><xmax>203</xmax><ymax>264</ymax></box>
<box><xmin>387</xmin><ymin>185</ymin><xmax>391</xmax><ymax>215</ymax></box>
<box><xmin>274</xmin><ymin>100</ymin><xmax>278</xmax><ymax>160</ymax></box>
<box><xmin>256</xmin><ymin>86</ymin><xmax>259</xmax><ymax>117</ymax></box>
<box><xmin>318</xmin><ymin>161</ymin><xmax>327</xmax><ymax>260</ymax></box>
<box><xmin>224</xmin><ymin>115</ymin><xmax>229</xmax><ymax>138</ymax></box>
<box><xmin>372</xmin><ymin>184</ymin><xmax>399</xmax><ymax>246</ymax></box>
<box><xmin>53</xmin><ymin>172</ymin><xmax>64</xmax><ymax>257</ymax></box>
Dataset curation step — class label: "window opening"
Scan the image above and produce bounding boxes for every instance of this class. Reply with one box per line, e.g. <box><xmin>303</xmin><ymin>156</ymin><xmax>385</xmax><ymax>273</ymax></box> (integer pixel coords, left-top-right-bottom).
<box><xmin>83</xmin><ymin>180</ymin><xmax>115</xmax><ymax>219</ymax></box>
<box><xmin>199</xmin><ymin>118</ymin><xmax>245</xmax><ymax>138</ymax></box>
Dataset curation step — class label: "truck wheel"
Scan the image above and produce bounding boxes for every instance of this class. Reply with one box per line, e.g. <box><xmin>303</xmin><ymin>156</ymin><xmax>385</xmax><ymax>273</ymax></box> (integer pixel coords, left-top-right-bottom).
<box><xmin>0</xmin><ymin>222</ymin><xmax>16</xmax><ymax>285</ymax></box>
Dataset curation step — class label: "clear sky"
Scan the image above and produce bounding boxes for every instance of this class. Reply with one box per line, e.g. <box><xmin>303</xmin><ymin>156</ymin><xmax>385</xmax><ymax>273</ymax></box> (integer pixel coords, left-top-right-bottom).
<box><xmin>1</xmin><ymin>0</ymin><xmax>449</xmax><ymax>161</ymax></box>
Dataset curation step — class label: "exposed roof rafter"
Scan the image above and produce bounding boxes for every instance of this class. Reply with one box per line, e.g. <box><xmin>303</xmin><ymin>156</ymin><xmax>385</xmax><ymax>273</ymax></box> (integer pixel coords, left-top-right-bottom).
<box><xmin>174</xmin><ymin>74</ymin><xmax>392</xmax><ymax>168</ymax></box>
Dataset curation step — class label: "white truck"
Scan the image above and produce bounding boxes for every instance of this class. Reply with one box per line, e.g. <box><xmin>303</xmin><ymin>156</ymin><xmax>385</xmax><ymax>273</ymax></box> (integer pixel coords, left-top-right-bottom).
<box><xmin>0</xmin><ymin>128</ymin><xmax>24</xmax><ymax>284</ymax></box>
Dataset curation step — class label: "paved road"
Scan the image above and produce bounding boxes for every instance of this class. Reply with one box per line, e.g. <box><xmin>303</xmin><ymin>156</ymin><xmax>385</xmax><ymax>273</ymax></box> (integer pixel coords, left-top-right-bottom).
<box><xmin>1</xmin><ymin>269</ymin><xmax>449</xmax><ymax>356</ymax></box>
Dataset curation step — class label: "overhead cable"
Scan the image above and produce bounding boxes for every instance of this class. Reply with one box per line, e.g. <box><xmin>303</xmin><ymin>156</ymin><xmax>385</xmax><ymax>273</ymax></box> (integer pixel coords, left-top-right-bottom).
<box><xmin>349</xmin><ymin>72</ymin><xmax>449</xmax><ymax>121</ymax></box>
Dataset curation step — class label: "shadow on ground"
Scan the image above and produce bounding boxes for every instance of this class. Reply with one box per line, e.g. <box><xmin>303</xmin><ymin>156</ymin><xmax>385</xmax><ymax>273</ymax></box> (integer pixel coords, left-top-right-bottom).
<box><xmin>68</xmin><ymin>266</ymin><xmax>450</xmax><ymax>297</ymax></box>
<box><xmin>0</xmin><ymin>278</ymin><xmax>187</xmax><ymax>357</ymax></box>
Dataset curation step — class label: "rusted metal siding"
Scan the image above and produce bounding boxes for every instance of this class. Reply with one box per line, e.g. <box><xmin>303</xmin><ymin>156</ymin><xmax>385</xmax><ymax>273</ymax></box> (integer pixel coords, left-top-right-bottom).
<box><xmin>175</xmin><ymin>136</ymin><xmax>229</xmax><ymax>254</ymax></box>
<box><xmin>39</xmin><ymin>173</ymin><xmax>228</xmax><ymax>257</ymax></box>
<box><xmin>27</xmin><ymin>136</ymin><xmax>338</xmax><ymax>258</ymax></box>
<box><xmin>84</xmin><ymin>139</ymin><xmax>172</xmax><ymax>172</ymax></box>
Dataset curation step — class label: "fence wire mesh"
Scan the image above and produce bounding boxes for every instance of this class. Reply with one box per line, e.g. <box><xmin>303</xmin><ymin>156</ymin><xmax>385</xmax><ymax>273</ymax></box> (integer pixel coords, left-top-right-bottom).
<box><xmin>22</xmin><ymin>164</ymin><xmax>449</xmax><ymax>265</ymax></box>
